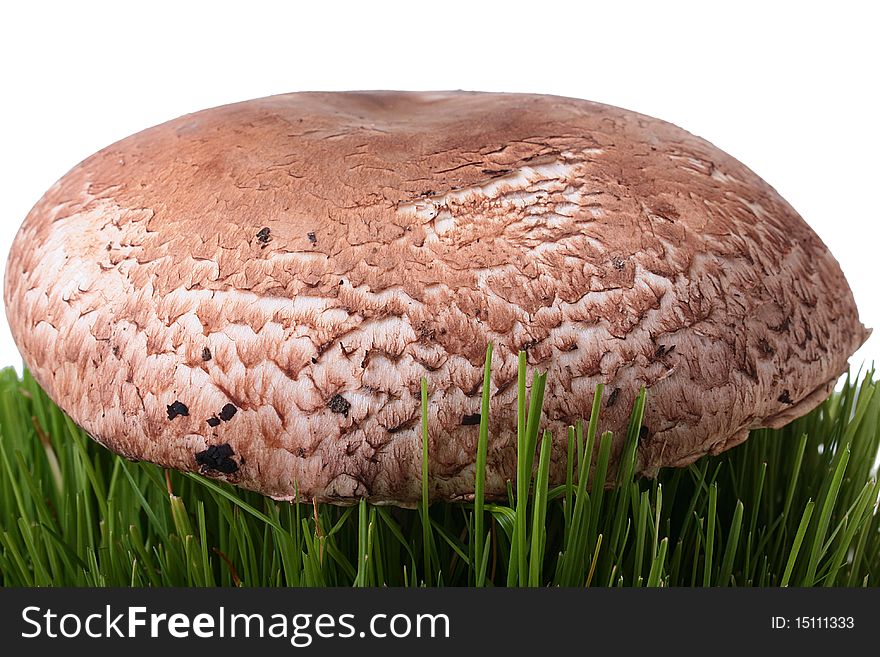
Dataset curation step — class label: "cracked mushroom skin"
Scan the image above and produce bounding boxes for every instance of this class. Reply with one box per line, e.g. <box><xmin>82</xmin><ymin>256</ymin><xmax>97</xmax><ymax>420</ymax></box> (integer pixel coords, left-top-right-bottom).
<box><xmin>4</xmin><ymin>91</ymin><xmax>869</xmax><ymax>505</ymax></box>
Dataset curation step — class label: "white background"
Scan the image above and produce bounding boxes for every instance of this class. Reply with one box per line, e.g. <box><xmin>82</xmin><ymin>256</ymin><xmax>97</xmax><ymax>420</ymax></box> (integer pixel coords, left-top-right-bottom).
<box><xmin>1</xmin><ymin>1</ymin><xmax>877</xmax><ymax>371</ymax></box>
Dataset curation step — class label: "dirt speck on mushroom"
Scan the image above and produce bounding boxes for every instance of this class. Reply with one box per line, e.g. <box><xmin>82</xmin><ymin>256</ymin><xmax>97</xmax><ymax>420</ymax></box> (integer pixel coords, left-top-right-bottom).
<box><xmin>255</xmin><ymin>227</ymin><xmax>272</xmax><ymax>248</ymax></box>
<box><xmin>218</xmin><ymin>403</ymin><xmax>237</xmax><ymax>422</ymax></box>
<box><xmin>195</xmin><ymin>444</ymin><xmax>238</xmax><ymax>474</ymax></box>
<box><xmin>461</xmin><ymin>413</ymin><xmax>481</xmax><ymax>426</ymax></box>
<box><xmin>166</xmin><ymin>401</ymin><xmax>189</xmax><ymax>420</ymax></box>
<box><xmin>328</xmin><ymin>394</ymin><xmax>351</xmax><ymax>416</ymax></box>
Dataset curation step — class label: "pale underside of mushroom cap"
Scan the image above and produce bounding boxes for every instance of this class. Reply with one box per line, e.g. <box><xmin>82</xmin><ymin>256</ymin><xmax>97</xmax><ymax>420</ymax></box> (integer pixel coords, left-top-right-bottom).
<box><xmin>4</xmin><ymin>91</ymin><xmax>869</xmax><ymax>505</ymax></box>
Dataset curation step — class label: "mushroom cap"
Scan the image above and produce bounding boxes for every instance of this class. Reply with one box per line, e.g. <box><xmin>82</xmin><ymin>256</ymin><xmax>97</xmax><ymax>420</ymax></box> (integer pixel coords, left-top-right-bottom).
<box><xmin>4</xmin><ymin>91</ymin><xmax>869</xmax><ymax>505</ymax></box>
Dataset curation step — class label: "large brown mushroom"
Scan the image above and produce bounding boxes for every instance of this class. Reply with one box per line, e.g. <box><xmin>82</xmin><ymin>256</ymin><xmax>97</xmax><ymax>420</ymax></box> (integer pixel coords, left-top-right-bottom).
<box><xmin>4</xmin><ymin>92</ymin><xmax>869</xmax><ymax>505</ymax></box>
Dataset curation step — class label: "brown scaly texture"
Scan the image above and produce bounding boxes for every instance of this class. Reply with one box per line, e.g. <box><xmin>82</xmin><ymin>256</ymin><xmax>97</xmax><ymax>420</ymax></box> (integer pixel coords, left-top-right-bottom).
<box><xmin>4</xmin><ymin>91</ymin><xmax>869</xmax><ymax>505</ymax></box>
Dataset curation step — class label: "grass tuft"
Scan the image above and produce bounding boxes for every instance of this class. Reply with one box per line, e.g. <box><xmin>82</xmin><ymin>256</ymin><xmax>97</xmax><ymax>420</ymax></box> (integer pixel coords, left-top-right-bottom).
<box><xmin>0</xmin><ymin>355</ymin><xmax>878</xmax><ymax>587</ymax></box>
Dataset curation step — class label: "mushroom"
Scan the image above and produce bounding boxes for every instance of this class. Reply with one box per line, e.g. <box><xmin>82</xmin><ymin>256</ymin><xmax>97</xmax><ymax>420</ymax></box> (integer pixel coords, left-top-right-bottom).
<box><xmin>3</xmin><ymin>91</ymin><xmax>869</xmax><ymax>505</ymax></box>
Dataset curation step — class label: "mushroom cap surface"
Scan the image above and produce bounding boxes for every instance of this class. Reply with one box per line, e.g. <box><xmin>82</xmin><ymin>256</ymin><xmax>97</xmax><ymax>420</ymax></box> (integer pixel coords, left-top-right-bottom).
<box><xmin>4</xmin><ymin>91</ymin><xmax>869</xmax><ymax>505</ymax></box>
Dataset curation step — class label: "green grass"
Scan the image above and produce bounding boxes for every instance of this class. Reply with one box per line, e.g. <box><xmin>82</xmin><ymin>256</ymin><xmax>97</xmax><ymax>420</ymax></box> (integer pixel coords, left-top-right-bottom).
<box><xmin>0</xmin><ymin>348</ymin><xmax>878</xmax><ymax>587</ymax></box>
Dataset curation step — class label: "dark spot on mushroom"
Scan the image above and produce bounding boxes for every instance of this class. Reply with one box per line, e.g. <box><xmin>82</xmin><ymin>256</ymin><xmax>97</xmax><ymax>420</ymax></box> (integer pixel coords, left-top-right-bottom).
<box><xmin>758</xmin><ymin>338</ymin><xmax>775</xmax><ymax>356</ymax></box>
<box><xmin>307</xmin><ymin>231</ymin><xmax>317</xmax><ymax>244</ymax></box>
<box><xmin>112</xmin><ymin>345</ymin><xmax>120</xmax><ymax>357</ymax></box>
<box><xmin>654</xmin><ymin>343</ymin><xmax>675</xmax><ymax>358</ymax></box>
<box><xmin>195</xmin><ymin>443</ymin><xmax>238</xmax><ymax>474</ymax></box>
<box><xmin>611</xmin><ymin>256</ymin><xmax>625</xmax><ymax>270</ymax></box>
<box><xmin>311</xmin><ymin>356</ymin><xmax>318</xmax><ymax>364</ymax></box>
<box><xmin>206</xmin><ymin>416</ymin><xmax>221</xmax><ymax>427</ymax></box>
<box><xmin>606</xmin><ymin>387</ymin><xmax>620</xmax><ymax>408</ymax></box>
<box><xmin>519</xmin><ymin>337</ymin><xmax>538</xmax><ymax>352</ymax></box>
<box><xmin>256</xmin><ymin>227</ymin><xmax>272</xmax><ymax>249</ymax></box>
<box><xmin>639</xmin><ymin>425</ymin><xmax>650</xmax><ymax>442</ymax></box>
<box><xmin>166</xmin><ymin>400</ymin><xmax>189</xmax><ymax>420</ymax></box>
<box><xmin>329</xmin><ymin>393</ymin><xmax>351</xmax><ymax>416</ymax></box>
<box><xmin>461</xmin><ymin>413</ymin><xmax>481</xmax><ymax>426</ymax></box>
<box><xmin>202</xmin><ymin>346</ymin><xmax>212</xmax><ymax>361</ymax></box>
<box><xmin>218</xmin><ymin>403</ymin><xmax>237</xmax><ymax>422</ymax></box>
<box><xmin>778</xmin><ymin>390</ymin><xmax>793</xmax><ymax>404</ymax></box>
